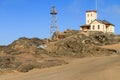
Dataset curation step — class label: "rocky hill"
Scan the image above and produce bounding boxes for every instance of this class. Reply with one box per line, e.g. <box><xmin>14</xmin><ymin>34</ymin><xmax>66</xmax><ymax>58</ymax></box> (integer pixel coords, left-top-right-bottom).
<box><xmin>49</xmin><ymin>30</ymin><xmax>120</xmax><ymax>57</ymax></box>
<box><xmin>0</xmin><ymin>30</ymin><xmax>120</xmax><ymax>73</ymax></box>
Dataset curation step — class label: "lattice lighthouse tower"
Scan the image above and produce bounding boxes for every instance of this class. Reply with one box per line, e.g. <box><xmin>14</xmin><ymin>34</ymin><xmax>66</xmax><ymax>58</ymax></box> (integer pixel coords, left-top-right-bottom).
<box><xmin>50</xmin><ymin>6</ymin><xmax>58</xmax><ymax>37</ymax></box>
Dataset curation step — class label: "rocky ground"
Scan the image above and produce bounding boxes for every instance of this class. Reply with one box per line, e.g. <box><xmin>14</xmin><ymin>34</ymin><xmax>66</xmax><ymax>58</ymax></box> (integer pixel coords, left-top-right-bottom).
<box><xmin>0</xmin><ymin>37</ymin><xmax>67</xmax><ymax>73</ymax></box>
<box><xmin>0</xmin><ymin>30</ymin><xmax>120</xmax><ymax>73</ymax></box>
<box><xmin>1</xmin><ymin>55</ymin><xmax>120</xmax><ymax>80</ymax></box>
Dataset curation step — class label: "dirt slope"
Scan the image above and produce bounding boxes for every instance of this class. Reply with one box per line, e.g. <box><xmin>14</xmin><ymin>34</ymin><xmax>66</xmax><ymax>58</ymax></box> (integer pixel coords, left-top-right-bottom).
<box><xmin>0</xmin><ymin>31</ymin><xmax>120</xmax><ymax>73</ymax></box>
<box><xmin>1</xmin><ymin>55</ymin><xmax>120</xmax><ymax>80</ymax></box>
<box><xmin>101</xmin><ymin>43</ymin><xmax>120</xmax><ymax>52</ymax></box>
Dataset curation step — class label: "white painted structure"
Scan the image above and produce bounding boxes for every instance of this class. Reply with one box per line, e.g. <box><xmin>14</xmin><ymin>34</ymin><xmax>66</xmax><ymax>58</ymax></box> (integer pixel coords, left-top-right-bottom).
<box><xmin>86</xmin><ymin>10</ymin><xmax>97</xmax><ymax>25</ymax></box>
<box><xmin>81</xmin><ymin>10</ymin><xmax>114</xmax><ymax>33</ymax></box>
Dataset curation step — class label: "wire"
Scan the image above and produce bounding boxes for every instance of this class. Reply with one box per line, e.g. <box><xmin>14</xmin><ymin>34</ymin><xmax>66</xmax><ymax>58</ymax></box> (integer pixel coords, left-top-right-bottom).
<box><xmin>96</xmin><ymin>0</ymin><xmax>98</xmax><ymax>10</ymax></box>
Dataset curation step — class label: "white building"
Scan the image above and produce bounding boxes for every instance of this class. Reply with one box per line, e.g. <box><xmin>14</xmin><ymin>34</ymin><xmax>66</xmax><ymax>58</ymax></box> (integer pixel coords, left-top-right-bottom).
<box><xmin>80</xmin><ymin>10</ymin><xmax>114</xmax><ymax>33</ymax></box>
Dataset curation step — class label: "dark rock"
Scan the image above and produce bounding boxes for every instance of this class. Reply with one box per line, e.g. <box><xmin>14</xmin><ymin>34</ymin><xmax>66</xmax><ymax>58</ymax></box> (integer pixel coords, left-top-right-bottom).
<box><xmin>17</xmin><ymin>63</ymin><xmax>33</xmax><ymax>72</ymax></box>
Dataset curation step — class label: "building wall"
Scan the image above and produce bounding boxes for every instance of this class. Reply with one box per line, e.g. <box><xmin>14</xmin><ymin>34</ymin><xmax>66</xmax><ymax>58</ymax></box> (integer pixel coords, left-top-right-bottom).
<box><xmin>86</xmin><ymin>12</ymin><xmax>97</xmax><ymax>25</ymax></box>
<box><xmin>90</xmin><ymin>21</ymin><xmax>106</xmax><ymax>32</ymax></box>
<box><xmin>81</xmin><ymin>26</ymin><xmax>90</xmax><ymax>31</ymax></box>
<box><xmin>83</xmin><ymin>10</ymin><xmax>115</xmax><ymax>33</ymax></box>
<box><xmin>106</xmin><ymin>25</ymin><xmax>114</xmax><ymax>33</ymax></box>
<box><xmin>102</xmin><ymin>24</ymin><xmax>107</xmax><ymax>33</ymax></box>
<box><xmin>90</xmin><ymin>21</ymin><xmax>114</xmax><ymax>33</ymax></box>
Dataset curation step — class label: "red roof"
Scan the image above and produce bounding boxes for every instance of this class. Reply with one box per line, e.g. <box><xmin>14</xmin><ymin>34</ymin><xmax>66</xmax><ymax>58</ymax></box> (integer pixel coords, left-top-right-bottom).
<box><xmin>86</xmin><ymin>10</ymin><xmax>97</xmax><ymax>13</ymax></box>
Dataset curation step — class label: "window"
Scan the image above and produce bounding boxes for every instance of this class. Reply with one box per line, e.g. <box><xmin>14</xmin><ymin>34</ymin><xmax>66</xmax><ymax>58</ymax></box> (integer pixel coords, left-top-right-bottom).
<box><xmin>87</xmin><ymin>14</ymin><xmax>89</xmax><ymax>17</ymax></box>
<box><xmin>93</xmin><ymin>25</ymin><xmax>95</xmax><ymax>30</ymax></box>
<box><xmin>87</xmin><ymin>27</ymin><xmax>89</xmax><ymax>29</ymax></box>
<box><xmin>98</xmin><ymin>25</ymin><xmax>100</xmax><ymax>29</ymax></box>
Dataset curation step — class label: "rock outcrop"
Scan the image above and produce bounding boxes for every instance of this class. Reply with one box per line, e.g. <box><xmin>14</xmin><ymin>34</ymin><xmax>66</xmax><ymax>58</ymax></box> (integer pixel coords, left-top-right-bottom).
<box><xmin>0</xmin><ymin>30</ymin><xmax>120</xmax><ymax>72</ymax></box>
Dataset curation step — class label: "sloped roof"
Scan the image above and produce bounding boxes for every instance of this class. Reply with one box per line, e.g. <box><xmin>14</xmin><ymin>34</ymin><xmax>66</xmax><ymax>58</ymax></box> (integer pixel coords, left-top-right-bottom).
<box><xmin>86</xmin><ymin>10</ymin><xmax>97</xmax><ymax>13</ymax></box>
<box><xmin>80</xmin><ymin>19</ymin><xmax>114</xmax><ymax>28</ymax></box>
<box><xmin>80</xmin><ymin>24</ymin><xmax>90</xmax><ymax>27</ymax></box>
<box><xmin>90</xmin><ymin>19</ymin><xmax>115</xmax><ymax>26</ymax></box>
<box><xmin>90</xmin><ymin>19</ymin><xmax>103</xmax><ymax>24</ymax></box>
<box><xmin>102</xmin><ymin>20</ymin><xmax>115</xmax><ymax>26</ymax></box>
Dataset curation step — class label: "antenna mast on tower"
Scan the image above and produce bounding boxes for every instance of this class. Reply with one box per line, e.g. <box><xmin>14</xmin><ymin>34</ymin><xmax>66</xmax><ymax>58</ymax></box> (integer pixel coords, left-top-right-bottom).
<box><xmin>96</xmin><ymin>0</ymin><xmax>98</xmax><ymax>10</ymax></box>
<box><xmin>50</xmin><ymin>6</ymin><xmax>58</xmax><ymax>38</ymax></box>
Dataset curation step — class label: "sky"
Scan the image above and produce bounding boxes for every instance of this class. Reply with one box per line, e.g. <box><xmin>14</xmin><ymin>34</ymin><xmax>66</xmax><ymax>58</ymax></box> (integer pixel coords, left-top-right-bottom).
<box><xmin>0</xmin><ymin>0</ymin><xmax>120</xmax><ymax>45</ymax></box>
